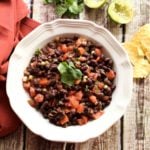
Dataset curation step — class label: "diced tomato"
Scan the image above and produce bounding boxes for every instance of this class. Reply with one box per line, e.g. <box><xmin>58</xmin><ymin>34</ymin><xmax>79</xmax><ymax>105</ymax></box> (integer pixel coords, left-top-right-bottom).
<box><xmin>60</xmin><ymin>115</ymin><xmax>69</xmax><ymax>125</ymax></box>
<box><xmin>60</xmin><ymin>44</ymin><xmax>68</xmax><ymax>53</ymax></box>
<box><xmin>77</xmin><ymin>116</ymin><xmax>88</xmax><ymax>125</ymax></box>
<box><xmin>78</xmin><ymin>47</ymin><xmax>85</xmax><ymax>55</ymax></box>
<box><xmin>59</xmin><ymin>53</ymin><xmax>68</xmax><ymax>61</ymax></box>
<box><xmin>89</xmin><ymin>95</ymin><xmax>98</xmax><ymax>104</ymax></box>
<box><xmin>88</xmin><ymin>72</ymin><xmax>98</xmax><ymax>80</ymax></box>
<box><xmin>34</xmin><ymin>94</ymin><xmax>44</xmax><ymax>103</ymax></box>
<box><xmin>96</xmin><ymin>57</ymin><xmax>100</xmax><ymax>62</ymax></box>
<box><xmin>92</xmin><ymin>111</ymin><xmax>104</xmax><ymax>119</ymax></box>
<box><xmin>39</xmin><ymin>78</ymin><xmax>49</xmax><ymax>86</ymax></box>
<box><xmin>98</xmin><ymin>82</ymin><xmax>104</xmax><ymax>89</ymax></box>
<box><xmin>29</xmin><ymin>87</ymin><xmax>36</xmax><ymax>97</ymax></box>
<box><xmin>64</xmin><ymin>108</ymin><xmax>70</xmax><ymax>113</ymax></box>
<box><xmin>81</xmin><ymin>116</ymin><xmax>88</xmax><ymax>123</ymax></box>
<box><xmin>85</xmin><ymin>67</ymin><xmax>91</xmax><ymax>75</ymax></box>
<box><xmin>106</xmin><ymin>70</ymin><xmax>116</xmax><ymax>80</ymax></box>
<box><xmin>76</xmin><ymin>103</ymin><xmax>84</xmax><ymax>113</ymax></box>
<box><xmin>95</xmin><ymin>48</ymin><xmax>102</xmax><ymax>56</ymax></box>
<box><xmin>23</xmin><ymin>82</ymin><xmax>30</xmax><ymax>91</ymax></box>
<box><xmin>68</xmin><ymin>96</ymin><xmax>79</xmax><ymax>108</ymax></box>
<box><xmin>62</xmin><ymin>53</ymin><xmax>68</xmax><ymax>60</ymax></box>
<box><xmin>69</xmin><ymin>91</ymin><xmax>76</xmax><ymax>95</ymax></box>
<box><xmin>67</xmin><ymin>45</ymin><xmax>74</xmax><ymax>51</ymax></box>
<box><xmin>75</xmin><ymin>91</ymin><xmax>83</xmax><ymax>101</ymax></box>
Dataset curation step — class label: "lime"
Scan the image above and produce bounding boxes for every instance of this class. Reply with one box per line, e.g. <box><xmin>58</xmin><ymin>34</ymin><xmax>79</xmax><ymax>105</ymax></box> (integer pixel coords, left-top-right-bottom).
<box><xmin>108</xmin><ymin>0</ymin><xmax>134</xmax><ymax>24</ymax></box>
<box><xmin>84</xmin><ymin>0</ymin><xmax>107</xmax><ymax>9</ymax></box>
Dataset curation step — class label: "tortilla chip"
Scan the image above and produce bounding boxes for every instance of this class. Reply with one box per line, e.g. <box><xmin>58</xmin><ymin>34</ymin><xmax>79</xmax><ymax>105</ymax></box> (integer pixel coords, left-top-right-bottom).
<box><xmin>123</xmin><ymin>24</ymin><xmax>150</xmax><ymax>78</ymax></box>
<box><xmin>133</xmin><ymin>59</ymin><xmax>150</xmax><ymax>78</ymax></box>
<box><xmin>141</xmin><ymin>36</ymin><xmax>150</xmax><ymax>52</ymax></box>
<box><xmin>123</xmin><ymin>42</ymin><xmax>144</xmax><ymax>65</ymax></box>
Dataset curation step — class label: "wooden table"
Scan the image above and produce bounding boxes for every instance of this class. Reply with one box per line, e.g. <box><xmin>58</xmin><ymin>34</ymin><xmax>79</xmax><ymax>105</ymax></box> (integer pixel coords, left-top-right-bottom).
<box><xmin>0</xmin><ymin>0</ymin><xmax>150</xmax><ymax>150</ymax></box>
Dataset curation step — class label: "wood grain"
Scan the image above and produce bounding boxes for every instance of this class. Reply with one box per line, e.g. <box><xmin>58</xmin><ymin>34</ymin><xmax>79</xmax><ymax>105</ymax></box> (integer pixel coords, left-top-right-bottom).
<box><xmin>0</xmin><ymin>125</ymin><xmax>24</xmax><ymax>150</ymax></box>
<box><xmin>123</xmin><ymin>0</ymin><xmax>150</xmax><ymax>150</ymax></box>
<box><xmin>25</xmin><ymin>129</ymin><xmax>64</xmax><ymax>150</ymax></box>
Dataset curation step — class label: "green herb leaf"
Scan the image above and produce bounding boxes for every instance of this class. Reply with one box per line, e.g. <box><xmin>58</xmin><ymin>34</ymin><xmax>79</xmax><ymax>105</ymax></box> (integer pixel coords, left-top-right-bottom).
<box><xmin>61</xmin><ymin>72</ymin><xmax>74</xmax><ymax>86</ymax></box>
<box><xmin>57</xmin><ymin>61</ymin><xmax>83</xmax><ymax>86</ymax></box>
<box><xmin>34</xmin><ymin>48</ymin><xmax>41</xmax><ymax>56</ymax></box>
<box><xmin>44</xmin><ymin>0</ymin><xmax>53</xmax><ymax>4</ymax></box>
<box><xmin>57</xmin><ymin>62</ymin><xmax>68</xmax><ymax>74</ymax></box>
<box><xmin>44</xmin><ymin>0</ymin><xmax>84</xmax><ymax>18</ymax></box>
<box><xmin>56</xmin><ymin>5</ymin><xmax>68</xmax><ymax>17</ymax></box>
<box><xmin>69</xmin><ymin>1</ymin><xmax>84</xmax><ymax>14</ymax></box>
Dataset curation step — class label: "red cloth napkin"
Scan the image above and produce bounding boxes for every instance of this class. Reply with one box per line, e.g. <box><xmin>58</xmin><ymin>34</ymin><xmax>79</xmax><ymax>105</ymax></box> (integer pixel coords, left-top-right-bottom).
<box><xmin>0</xmin><ymin>0</ymin><xmax>40</xmax><ymax>137</ymax></box>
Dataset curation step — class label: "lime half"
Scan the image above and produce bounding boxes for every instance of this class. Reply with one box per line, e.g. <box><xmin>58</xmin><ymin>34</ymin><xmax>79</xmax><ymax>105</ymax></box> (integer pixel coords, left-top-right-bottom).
<box><xmin>108</xmin><ymin>0</ymin><xmax>134</xmax><ymax>24</ymax></box>
<box><xmin>84</xmin><ymin>0</ymin><xmax>107</xmax><ymax>9</ymax></box>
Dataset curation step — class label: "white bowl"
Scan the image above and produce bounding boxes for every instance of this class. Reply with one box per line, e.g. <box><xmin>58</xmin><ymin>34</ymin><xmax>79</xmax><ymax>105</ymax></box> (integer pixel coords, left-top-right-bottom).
<box><xmin>6</xmin><ymin>19</ymin><xmax>133</xmax><ymax>142</ymax></box>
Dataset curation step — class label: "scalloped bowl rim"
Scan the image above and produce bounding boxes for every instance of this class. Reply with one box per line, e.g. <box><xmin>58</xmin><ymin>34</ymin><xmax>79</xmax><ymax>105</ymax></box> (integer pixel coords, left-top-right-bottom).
<box><xmin>6</xmin><ymin>19</ymin><xmax>133</xmax><ymax>142</ymax></box>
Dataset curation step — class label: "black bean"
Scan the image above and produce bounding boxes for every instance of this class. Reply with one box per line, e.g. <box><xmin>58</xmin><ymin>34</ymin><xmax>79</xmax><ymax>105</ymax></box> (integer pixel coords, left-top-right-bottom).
<box><xmin>49</xmin><ymin>79</ymin><xmax>56</xmax><ymax>86</ymax></box>
<box><xmin>50</xmin><ymin>89</ymin><xmax>57</xmax><ymax>97</ymax></box>
<box><xmin>104</xmin><ymin>78</ymin><xmax>112</xmax><ymax>86</ymax></box>
<box><xmin>47</xmin><ymin>42</ymin><xmax>57</xmax><ymax>49</ymax></box>
<box><xmin>40</xmin><ymin>101</ymin><xmax>50</xmax><ymax>118</ymax></box>
<box><xmin>55</xmin><ymin>50</ymin><xmax>62</xmax><ymax>56</ymax></box>
<box><xmin>50</xmin><ymin>64</ymin><xmax>58</xmax><ymax>71</ymax></box>
<box><xmin>102</xmin><ymin>66</ymin><xmax>110</xmax><ymax>72</ymax></box>
<box><xmin>91</xmin><ymin>60</ymin><xmax>98</xmax><ymax>67</ymax></box>
<box><xmin>96</xmin><ymin>92</ymin><xmax>104</xmax><ymax>100</ymax></box>
<box><xmin>87</xmin><ymin>79</ymin><xmax>93</xmax><ymax>85</ymax></box>
<box><xmin>111</xmin><ymin>85</ymin><xmax>116</xmax><ymax>92</ymax></box>
<box><xmin>104</xmin><ymin>87</ymin><xmax>112</xmax><ymax>96</ymax></box>
<box><xmin>59</xmin><ymin>38</ymin><xmax>74</xmax><ymax>44</ymax></box>
<box><xmin>81</xmin><ymin>65</ymin><xmax>88</xmax><ymax>71</ymax></box>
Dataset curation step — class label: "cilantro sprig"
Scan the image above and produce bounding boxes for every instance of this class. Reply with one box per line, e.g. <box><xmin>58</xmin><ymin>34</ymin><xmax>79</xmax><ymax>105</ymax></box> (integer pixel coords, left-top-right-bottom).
<box><xmin>57</xmin><ymin>61</ymin><xmax>83</xmax><ymax>86</ymax></box>
<box><xmin>44</xmin><ymin>0</ymin><xmax>84</xmax><ymax>18</ymax></box>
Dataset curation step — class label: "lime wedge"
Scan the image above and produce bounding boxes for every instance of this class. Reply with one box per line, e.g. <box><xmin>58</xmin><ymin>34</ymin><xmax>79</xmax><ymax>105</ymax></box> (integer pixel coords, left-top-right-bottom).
<box><xmin>108</xmin><ymin>0</ymin><xmax>134</xmax><ymax>24</ymax></box>
<box><xmin>84</xmin><ymin>0</ymin><xmax>107</xmax><ymax>8</ymax></box>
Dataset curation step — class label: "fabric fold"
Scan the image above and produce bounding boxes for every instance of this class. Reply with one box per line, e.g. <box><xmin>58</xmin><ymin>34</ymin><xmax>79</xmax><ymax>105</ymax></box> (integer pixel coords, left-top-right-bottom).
<box><xmin>0</xmin><ymin>0</ymin><xmax>40</xmax><ymax>137</ymax></box>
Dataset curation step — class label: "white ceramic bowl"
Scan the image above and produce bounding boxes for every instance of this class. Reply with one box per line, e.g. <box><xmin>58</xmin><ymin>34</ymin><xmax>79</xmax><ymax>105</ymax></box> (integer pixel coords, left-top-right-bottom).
<box><xmin>6</xmin><ymin>19</ymin><xmax>133</xmax><ymax>142</ymax></box>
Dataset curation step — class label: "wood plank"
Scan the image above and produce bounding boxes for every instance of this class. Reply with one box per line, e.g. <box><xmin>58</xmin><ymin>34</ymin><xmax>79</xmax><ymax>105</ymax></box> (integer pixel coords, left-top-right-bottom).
<box><xmin>0</xmin><ymin>125</ymin><xmax>24</xmax><ymax>150</ymax></box>
<box><xmin>75</xmin><ymin>1</ymin><xmax>122</xmax><ymax>149</ymax></box>
<box><xmin>123</xmin><ymin>0</ymin><xmax>150</xmax><ymax>149</ymax></box>
<box><xmin>74</xmin><ymin>122</ymin><xmax>120</xmax><ymax>150</ymax></box>
<box><xmin>32</xmin><ymin>0</ymin><xmax>57</xmax><ymax>23</ymax></box>
<box><xmin>25</xmin><ymin>129</ymin><xmax>64</xmax><ymax>150</ymax></box>
<box><xmin>144</xmin><ymin>78</ymin><xmax>150</xmax><ymax>150</ymax></box>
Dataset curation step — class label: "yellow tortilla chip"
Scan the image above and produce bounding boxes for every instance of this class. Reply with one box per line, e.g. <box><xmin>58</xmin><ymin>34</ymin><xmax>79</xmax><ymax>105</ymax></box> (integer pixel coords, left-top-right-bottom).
<box><xmin>141</xmin><ymin>36</ymin><xmax>150</xmax><ymax>53</ymax></box>
<box><xmin>123</xmin><ymin>24</ymin><xmax>150</xmax><ymax>78</ymax></box>
<box><xmin>134</xmin><ymin>59</ymin><xmax>150</xmax><ymax>78</ymax></box>
<box><xmin>123</xmin><ymin>42</ymin><xmax>144</xmax><ymax>65</ymax></box>
<box><xmin>145</xmin><ymin>51</ymin><xmax>150</xmax><ymax>62</ymax></box>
